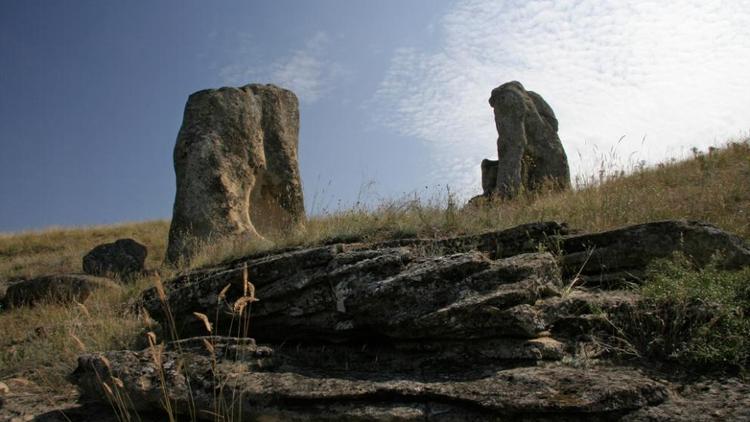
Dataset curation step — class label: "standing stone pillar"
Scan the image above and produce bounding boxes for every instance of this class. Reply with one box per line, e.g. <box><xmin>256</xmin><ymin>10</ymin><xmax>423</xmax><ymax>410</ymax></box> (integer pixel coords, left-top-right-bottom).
<box><xmin>475</xmin><ymin>81</ymin><xmax>570</xmax><ymax>201</ymax></box>
<box><xmin>166</xmin><ymin>84</ymin><xmax>305</xmax><ymax>264</ymax></box>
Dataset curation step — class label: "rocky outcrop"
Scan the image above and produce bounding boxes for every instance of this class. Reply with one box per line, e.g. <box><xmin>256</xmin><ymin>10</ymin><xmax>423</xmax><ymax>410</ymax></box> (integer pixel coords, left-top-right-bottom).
<box><xmin>71</xmin><ymin>220</ymin><xmax>750</xmax><ymax>420</ymax></box>
<box><xmin>558</xmin><ymin>220</ymin><xmax>750</xmax><ymax>286</ymax></box>
<box><xmin>141</xmin><ymin>221</ymin><xmax>750</xmax><ymax>338</ymax></box>
<box><xmin>2</xmin><ymin>274</ymin><xmax>120</xmax><ymax>309</ymax></box>
<box><xmin>82</xmin><ymin>238</ymin><xmax>147</xmax><ymax>280</ymax></box>
<box><xmin>475</xmin><ymin>81</ymin><xmax>570</xmax><ymax>201</ymax></box>
<box><xmin>72</xmin><ymin>339</ymin><xmax>668</xmax><ymax>421</ymax></box>
<box><xmin>166</xmin><ymin>84</ymin><xmax>305</xmax><ymax>265</ymax></box>
<box><xmin>142</xmin><ymin>250</ymin><xmax>562</xmax><ymax>343</ymax></box>
<box><xmin>139</xmin><ymin>221</ymin><xmax>574</xmax><ymax>340</ymax></box>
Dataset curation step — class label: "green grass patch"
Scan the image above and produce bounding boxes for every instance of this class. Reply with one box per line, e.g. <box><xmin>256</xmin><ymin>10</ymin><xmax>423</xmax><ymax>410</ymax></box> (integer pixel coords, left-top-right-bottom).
<box><xmin>639</xmin><ymin>253</ymin><xmax>750</xmax><ymax>368</ymax></box>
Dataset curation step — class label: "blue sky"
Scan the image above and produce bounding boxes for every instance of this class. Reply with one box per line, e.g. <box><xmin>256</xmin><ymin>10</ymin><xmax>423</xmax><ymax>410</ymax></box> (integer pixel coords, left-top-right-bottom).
<box><xmin>2</xmin><ymin>0</ymin><xmax>749</xmax><ymax>232</ymax></box>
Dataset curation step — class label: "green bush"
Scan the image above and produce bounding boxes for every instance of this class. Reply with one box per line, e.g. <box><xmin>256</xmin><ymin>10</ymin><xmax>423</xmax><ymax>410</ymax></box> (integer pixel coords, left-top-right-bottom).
<box><xmin>640</xmin><ymin>253</ymin><xmax>750</xmax><ymax>368</ymax></box>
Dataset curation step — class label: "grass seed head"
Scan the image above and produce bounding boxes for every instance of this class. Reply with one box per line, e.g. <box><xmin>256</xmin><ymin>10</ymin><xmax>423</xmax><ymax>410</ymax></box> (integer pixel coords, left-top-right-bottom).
<box><xmin>202</xmin><ymin>338</ymin><xmax>215</xmax><ymax>355</ymax></box>
<box><xmin>74</xmin><ymin>301</ymin><xmax>90</xmax><ymax>318</ymax></box>
<box><xmin>101</xmin><ymin>382</ymin><xmax>114</xmax><ymax>397</ymax></box>
<box><xmin>242</xmin><ymin>264</ymin><xmax>250</xmax><ymax>296</ymax></box>
<box><xmin>146</xmin><ymin>331</ymin><xmax>158</xmax><ymax>347</ymax></box>
<box><xmin>233</xmin><ymin>296</ymin><xmax>259</xmax><ymax>315</ymax></box>
<box><xmin>218</xmin><ymin>283</ymin><xmax>231</xmax><ymax>301</ymax></box>
<box><xmin>69</xmin><ymin>332</ymin><xmax>87</xmax><ymax>352</ymax></box>
<box><xmin>193</xmin><ymin>312</ymin><xmax>213</xmax><ymax>333</ymax></box>
<box><xmin>99</xmin><ymin>355</ymin><xmax>112</xmax><ymax>373</ymax></box>
<box><xmin>111</xmin><ymin>376</ymin><xmax>125</xmax><ymax>389</ymax></box>
<box><xmin>154</xmin><ymin>276</ymin><xmax>167</xmax><ymax>302</ymax></box>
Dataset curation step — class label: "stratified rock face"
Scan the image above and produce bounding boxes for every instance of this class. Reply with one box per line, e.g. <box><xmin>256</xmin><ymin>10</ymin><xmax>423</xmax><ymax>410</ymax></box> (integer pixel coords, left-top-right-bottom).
<box><xmin>484</xmin><ymin>81</ymin><xmax>570</xmax><ymax>198</ymax></box>
<box><xmin>166</xmin><ymin>84</ymin><xmax>305</xmax><ymax>264</ymax></box>
<box><xmin>3</xmin><ymin>274</ymin><xmax>120</xmax><ymax>309</ymax></box>
<box><xmin>71</xmin><ymin>220</ymin><xmax>750</xmax><ymax>420</ymax></box>
<box><xmin>72</xmin><ymin>340</ymin><xmax>668</xmax><ymax>421</ymax></box>
<box><xmin>82</xmin><ymin>238</ymin><xmax>147</xmax><ymax>280</ymax></box>
<box><xmin>140</xmin><ymin>220</ymin><xmax>750</xmax><ymax>340</ymax></box>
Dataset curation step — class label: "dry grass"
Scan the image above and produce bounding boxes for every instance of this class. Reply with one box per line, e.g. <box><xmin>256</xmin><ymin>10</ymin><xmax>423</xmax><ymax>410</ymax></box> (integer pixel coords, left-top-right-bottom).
<box><xmin>0</xmin><ymin>276</ymin><xmax>154</xmax><ymax>387</ymax></box>
<box><xmin>196</xmin><ymin>138</ymin><xmax>750</xmax><ymax>267</ymax></box>
<box><xmin>2</xmin><ymin>140</ymin><xmax>748</xmax><ymax>278</ymax></box>
<box><xmin>0</xmin><ymin>220</ymin><xmax>170</xmax><ymax>281</ymax></box>
<box><xmin>455</xmin><ymin>140</ymin><xmax>750</xmax><ymax>238</ymax></box>
<box><xmin>0</xmin><ymin>138</ymin><xmax>747</xmax><ymax>393</ymax></box>
<box><xmin>0</xmin><ymin>221</ymin><xmax>170</xmax><ymax>388</ymax></box>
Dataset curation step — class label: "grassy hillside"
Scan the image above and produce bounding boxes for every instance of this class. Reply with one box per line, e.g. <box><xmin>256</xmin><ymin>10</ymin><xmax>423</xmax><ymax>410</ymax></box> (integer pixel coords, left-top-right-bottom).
<box><xmin>191</xmin><ymin>139</ymin><xmax>750</xmax><ymax>267</ymax></box>
<box><xmin>2</xmin><ymin>139</ymin><xmax>748</xmax><ymax>278</ymax></box>
<box><xmin>0</xmin><ymin>220</ymin><xmax>170</xmax><ymax>281</ymax></box>
<box><xmin>0</xmin><ymin>138</ymin><xmax>748</xmax><ymax>388</ymax></box>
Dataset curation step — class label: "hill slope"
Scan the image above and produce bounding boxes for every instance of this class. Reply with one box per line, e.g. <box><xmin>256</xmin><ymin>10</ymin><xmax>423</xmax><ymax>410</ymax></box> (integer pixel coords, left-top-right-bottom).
<box><xmin>0</xmin><ymin>139</ymin><xmax>748</xmax><ymax>420</ymax></box>
<box><xmin>2</xmin><ymin>139</ymin><xmax>748</xmax><ymax>279</ymax></box>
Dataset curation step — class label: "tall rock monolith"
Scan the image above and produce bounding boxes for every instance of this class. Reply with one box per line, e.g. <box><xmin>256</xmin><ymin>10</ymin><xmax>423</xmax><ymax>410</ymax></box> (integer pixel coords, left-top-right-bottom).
<box><xmin>166</xmin><ymin>84</ymin><xmax>305</xmax><ymax>264</ymax></box>
<box><xmin>478</xmin><ymin>81</ymin><xmax>570</xmax><ymax>200</ymax></box>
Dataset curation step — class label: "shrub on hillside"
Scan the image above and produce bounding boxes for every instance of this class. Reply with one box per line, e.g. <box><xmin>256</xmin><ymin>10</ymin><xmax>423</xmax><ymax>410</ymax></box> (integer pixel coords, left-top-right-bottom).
<box><xmin>634</xmin><ymin>253</ymin><xmax>750</xmax><ymax>368</ymax></box>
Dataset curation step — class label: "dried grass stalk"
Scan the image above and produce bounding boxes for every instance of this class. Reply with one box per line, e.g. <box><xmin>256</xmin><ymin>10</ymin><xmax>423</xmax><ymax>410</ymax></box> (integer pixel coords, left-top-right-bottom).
<box><xmin>233</xmin><ymin>296</ymin><xmax>259</xmax><ymax>315</ymax></box>
<box><xmin>111</xmin><ymin>377</ymin><xmax>125</xmax><ymax>389</ymax></box>
<box><xmin>202</xmin><ymin>338</ymin><xmax>215</xmax><ymax>355</ymax></box>
<box><xmin>69</xmin><ymin>332</ymin><xmax>87</xmax><ymax>352</ymax></box>
<box><xmin>193</xmin><ymin>312</ymin><xmax>213</xmax><ymax>333</ymax></box>
<box><xmin>154</xmin><ymin>276</ymin><xmax>167</xmax><ymax>303</ymax></box>
<box><xmin>218</xmin><ymin>283</ymin><xmax>231</xmax><ymax>301</ymax></box>
<box><xmin>74</xmin><ymin>300</ymin><xmax>90</xmax><ymax>318</ymax></box>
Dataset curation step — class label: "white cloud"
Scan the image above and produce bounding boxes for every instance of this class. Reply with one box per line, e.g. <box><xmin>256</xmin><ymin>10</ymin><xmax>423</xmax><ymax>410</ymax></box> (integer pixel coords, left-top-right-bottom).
<box><xmin>220</xmin><ymin>31</ymin><xmax>338</xmax><ymax>104</ymax></box>
<box><xmin>372</xmin><ymin>0</ymin><xmax>750</xmax><ymax>196</ymax></box>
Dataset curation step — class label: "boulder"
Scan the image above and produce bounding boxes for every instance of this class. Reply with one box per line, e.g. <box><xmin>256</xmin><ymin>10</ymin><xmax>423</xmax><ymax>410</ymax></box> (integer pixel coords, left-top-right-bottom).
<box><xmin>478</xmin><ymin>81</ymin><xmax>570</xmax><ymax>200</ymax></box>
<box><xmin>82</xmin><ymin>238</ymin><xmax>147</xmax><ymax>280</ymax></box>
<box><xmin>2</xmin><ymin>274</ymin><xmax>120</xmax><ymax>309</ymax></box>
<box><xmin>166</xmin><ymin>84</ymin><xmax>305</xmax><ymax>264</ymax></box>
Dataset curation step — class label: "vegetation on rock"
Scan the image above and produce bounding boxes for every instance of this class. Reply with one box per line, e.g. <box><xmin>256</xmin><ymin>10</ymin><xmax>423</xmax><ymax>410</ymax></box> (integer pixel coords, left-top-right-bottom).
<box><xmin>637</xmin><ymin>253</ymin><xmax>750</xmax><ymax>368</ymax></box>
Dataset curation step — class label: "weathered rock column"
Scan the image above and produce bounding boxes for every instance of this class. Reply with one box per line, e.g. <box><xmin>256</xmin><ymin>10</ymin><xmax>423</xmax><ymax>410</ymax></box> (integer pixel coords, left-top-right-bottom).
<box><xmin>479</xmin><ymin>81</ymin><xmax>570</xmax><ymax>200</ymax></box>
<box><xmin>166</xmin><ymin>84</ymin><xmax>305</xmax><ymax>264</ymax></box>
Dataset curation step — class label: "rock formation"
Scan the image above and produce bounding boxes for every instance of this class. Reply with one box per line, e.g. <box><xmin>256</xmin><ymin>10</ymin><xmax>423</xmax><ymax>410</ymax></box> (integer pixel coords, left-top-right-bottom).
<box><xmin>70</xmin><ymin>219</ymin><xmax>750</xmax><ymax>420</ymax></box>
<box><xmin>478</xmin><ymin>81</ymin><xmax>570</xmax><ymax>200</ymax></box>
<box><xmin>166</xmin><ymin>84</ymin><xmax>305</xmax><ymax>264</ymax></box>
<box><xmin>82</xmin><ymin>238</ymin><xmax>147</xmax><ymax>280</ymax></box>
<box><xmin>3</xmin><ymin>274</ymin><xmax>120</xmax><ymax>309</ymax></box>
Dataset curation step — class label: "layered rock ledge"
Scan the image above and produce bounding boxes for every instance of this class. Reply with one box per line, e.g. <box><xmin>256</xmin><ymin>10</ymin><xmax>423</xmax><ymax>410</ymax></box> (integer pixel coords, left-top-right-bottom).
<box><xmin>70</xmin><ymin>220</ymin><xmax>750</xmax><ymax>421</ymax></box>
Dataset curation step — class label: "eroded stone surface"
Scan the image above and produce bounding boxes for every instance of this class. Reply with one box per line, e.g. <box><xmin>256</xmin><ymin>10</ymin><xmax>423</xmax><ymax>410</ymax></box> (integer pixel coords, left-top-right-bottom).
<box><xmin>482</xmin><ymin>81</ymin><xmax>571</xmax><ymax>199</ymax></box>
<box><xmin>623</xmin><ymin>377</ymin><xmax>750</xmax><ymax>421</ymax></box>
<box><xmin>71</xmin><ymin>338</ymin><xmax>669</xmax><ymax>421</ymax></box>
<box><xmin>166</xmin><ymin>84</ymin><xmax>305</xmax><ymax>264</ymax></box>
<box><xmin>140</xmin><ymin>249</ymin><xmax>562</xmax><ymax>341</ymax></box>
